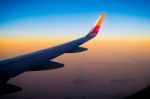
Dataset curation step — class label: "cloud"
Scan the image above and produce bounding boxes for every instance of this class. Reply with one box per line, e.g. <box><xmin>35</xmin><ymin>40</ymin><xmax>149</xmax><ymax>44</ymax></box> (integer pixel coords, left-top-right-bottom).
<box><xmin>69</xmin><ymin>78</ymin><xmax>94</xmax><ymax>84</ymax></box>
<box><xmin>110</xmin><ymin>78</ymin><xmax>136</xmax><ymax>84</ymax></box>
<box><xmin>62</xmin><ymin>96</ymin><xmax>87</xmax><ymax>99</ymax></box>
<box><xmin>62</xmin><ymin>96</ymin><xmax>71</xmax><ymax>99</ymax></box>
<box><xmin>99</xmin><ymin>92</ymin><xmax>128</xmax><ymax>99</ymax></box>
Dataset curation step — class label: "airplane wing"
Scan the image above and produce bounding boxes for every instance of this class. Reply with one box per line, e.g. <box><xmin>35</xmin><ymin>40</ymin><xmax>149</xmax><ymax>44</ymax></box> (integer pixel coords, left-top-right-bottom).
<box><xmin>0</xmin><ymin>14</ymin><xmax>105</xmax><ymax>84</ymax></box>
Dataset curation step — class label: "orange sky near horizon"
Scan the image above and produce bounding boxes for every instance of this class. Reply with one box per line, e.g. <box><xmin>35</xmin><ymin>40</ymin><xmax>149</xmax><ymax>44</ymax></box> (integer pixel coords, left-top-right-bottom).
<box><xmin>0</xmin><ymin>37</ymin><xmax>150</xmax><ymax>62</ymax></box>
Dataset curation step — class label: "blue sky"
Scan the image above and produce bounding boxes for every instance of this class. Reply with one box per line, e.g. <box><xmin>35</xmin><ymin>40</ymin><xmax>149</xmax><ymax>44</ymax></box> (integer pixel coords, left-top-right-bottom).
<box><xmin>0</xmin><ymin>0</ymin><xmax>150</xmax><ymax>38</ymax></box>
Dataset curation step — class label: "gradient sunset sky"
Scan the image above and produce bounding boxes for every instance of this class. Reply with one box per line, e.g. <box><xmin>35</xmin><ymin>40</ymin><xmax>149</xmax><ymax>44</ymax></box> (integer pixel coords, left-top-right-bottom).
<box><xmin>0</xmin><ymin>0</ymin><xmax>150</xmax><ymax>58</ymax></box>
<box><xmin>0</xmin><ymin>0</ymin><xmax>150</xmax><ymax>39</ymax></box>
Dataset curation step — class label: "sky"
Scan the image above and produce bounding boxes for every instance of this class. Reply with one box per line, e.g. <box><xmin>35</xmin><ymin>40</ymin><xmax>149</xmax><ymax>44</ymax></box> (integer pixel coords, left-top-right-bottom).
<box><xmin>0</xmin><ymin>0</ymin><xmax>150</xmax><ymax>58</ymax></box>
<box><xmin>0</xmin><ymin>0</ymin><xmax>150</xmax><ymax>39</ymax></box>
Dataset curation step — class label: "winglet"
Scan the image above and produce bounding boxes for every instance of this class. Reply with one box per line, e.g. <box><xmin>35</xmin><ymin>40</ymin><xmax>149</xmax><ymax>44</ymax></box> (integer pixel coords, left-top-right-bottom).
<box><xmin>87</xmin><ymin>13</ymin><xmax>105</xmax><ymax>37</ymax></box>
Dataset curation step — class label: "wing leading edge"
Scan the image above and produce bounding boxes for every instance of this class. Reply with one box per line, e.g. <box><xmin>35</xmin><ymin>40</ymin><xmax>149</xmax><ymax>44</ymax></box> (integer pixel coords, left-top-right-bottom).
<box><xmin>0</xmin><ymin>13</ymin><xmax>105</xmax><ymax>84</ymax></box>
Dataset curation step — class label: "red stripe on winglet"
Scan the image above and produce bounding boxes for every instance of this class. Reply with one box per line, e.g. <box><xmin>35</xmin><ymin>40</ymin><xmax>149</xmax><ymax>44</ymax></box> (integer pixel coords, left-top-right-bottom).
<box><xmin>92</xmin><ymin>26</ymin><xmax>100</xmax><ymax>34</ymax></box>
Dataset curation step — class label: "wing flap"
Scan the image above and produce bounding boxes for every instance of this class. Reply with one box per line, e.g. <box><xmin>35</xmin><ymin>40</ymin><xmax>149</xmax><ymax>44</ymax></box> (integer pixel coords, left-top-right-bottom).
<box><xmin>66</xmin><ymin>47</ymin><xmax>88</xmax><ymax>53</ymax></box>
<box><xmin>29</xmin><ymin>61</ymin><xmax>64</xmax><ymax>71</ymax></box>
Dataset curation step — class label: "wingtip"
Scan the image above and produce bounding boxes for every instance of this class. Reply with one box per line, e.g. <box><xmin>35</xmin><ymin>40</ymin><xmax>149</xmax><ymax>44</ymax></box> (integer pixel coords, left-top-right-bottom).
<box><xmin>92</xmin><ymin>13</ymin><xmax>105</xmax><ymax>33</ymax></box>
<box><xmin>88</xmin><ymin>13</ymin><xmax>105</xmax><ymax>36</ymax></box>
<box><xmin>98</xmin><ymin>13</ymin><xmax>105</xmax><ymax>26</ymax></box>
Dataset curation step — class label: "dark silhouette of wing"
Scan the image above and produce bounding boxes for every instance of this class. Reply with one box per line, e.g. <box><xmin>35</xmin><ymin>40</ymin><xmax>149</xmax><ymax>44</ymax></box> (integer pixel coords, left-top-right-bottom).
<box><xmin>0</xmin><ymin>14</ymin><xmax>105</xmax><ymax>84</ymax></box>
